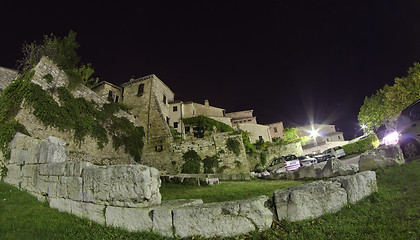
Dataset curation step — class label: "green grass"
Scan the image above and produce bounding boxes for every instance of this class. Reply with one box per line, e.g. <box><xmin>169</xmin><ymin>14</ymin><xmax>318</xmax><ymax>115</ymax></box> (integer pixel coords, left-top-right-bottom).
<box><xmin>160</xmin><ymin>178</ymin><xmax>308</xmax><ymax>203</ymax></box>
<box><xmin>0</xmin><ymin>161</ymin><xmax>419</xmax><ymax>239</ymax></box>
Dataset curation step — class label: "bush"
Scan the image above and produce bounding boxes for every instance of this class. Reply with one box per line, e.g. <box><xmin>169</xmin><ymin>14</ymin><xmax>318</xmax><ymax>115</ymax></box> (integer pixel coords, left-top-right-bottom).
<box><xmin>342</xmin><ymin>134</ymin><xmax>380</xmax><ymax>155</ymax></box>
<box><xmin>203</xmin><ymin>155</ymin><xmax>219</xmax><ymax>174</ymax></box>
<box><xmin>226</xmin><ymin>137</ymin><xmax>241</xmax><ymax>156</ymax></box>
<box><xmin>181</xmin><ymin>150</ymin><xmax>202</xmax><ymax>174</ymax></box>
<box><xmin>182</xmin><ymin>115</ymin><xmax>233</xmax><ymax>133</ymax></box>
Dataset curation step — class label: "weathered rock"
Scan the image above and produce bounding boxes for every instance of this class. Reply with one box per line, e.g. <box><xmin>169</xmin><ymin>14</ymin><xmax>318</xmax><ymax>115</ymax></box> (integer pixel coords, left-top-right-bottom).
<box><xmin>39</xmin><ymin>138</ymin><xmax>69</xmax><ymax>163</ymax></box>
<box><xmin>274</xmin><ymin>180</ymin><xmax>347</xmax><ymax>222</ymax></box>
<box><xmin>83</xmin><ymin>164</ymin><xmax>162</xmax><ymax>207</ymax></box>
<box><xmin>331</xmin><ymin>171</ymin><xmax>377</xmax><ymax>204</ymax></box>
<box><xmin>172</xmin><ymin>196</ymin><xmax>273</xmax><ymax>238</ymax></box>
<box><xmin>297</xmin><ymin>164</ymin><xmax>317</xmax><ymax>179</ymax></box>
<box><xmin>338</xmin><ymin>163</ymin><xmax>358</xmax><ymax>176</ymax></box>
<box><xmin>321</xmin><ymin>158</ymin><xmax>342</xmax><ymax>178</ymax></box>
<box><xmin>359</xmin><ymin>145</ymin><xmax>404</xmax><ymax>171</ymax></box>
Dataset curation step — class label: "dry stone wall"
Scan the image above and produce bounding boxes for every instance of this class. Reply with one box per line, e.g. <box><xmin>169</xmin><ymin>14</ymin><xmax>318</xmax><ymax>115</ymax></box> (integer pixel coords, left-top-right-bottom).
<box><xmin>0</xmin><ymin>66</ymin><xmax>18</xmax><ymax>90</ymax></box>
<box><xmin>1</xmin><ymin>133</ymin><xmax>378</xmax><ymax>238</ymax></box>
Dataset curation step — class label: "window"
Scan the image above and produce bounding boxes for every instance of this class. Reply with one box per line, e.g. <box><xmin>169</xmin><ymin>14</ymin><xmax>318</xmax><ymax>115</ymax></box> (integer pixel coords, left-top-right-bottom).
<box><xmin>185</xmin><ymin>126</ymin><xmax>190</xmax><ymax>133</ymax></box>
<box><xmin>166</xmin><ymin>117</ymin><xmax>169</xmax><ymax>124</ymax></box>
<box><xmin>173</xmin><ymin>106</ymin><xmax>178</xmax><ymax>112</ymax></box>
<box><xmin>274</xmin><ymin>127</ymin><xmax>278</xmax><ymax>133</ymax></box>
<box><xmin>107</xmin><ymin>91</ymin><xmax>118</xmax><ymax>103</ymax></box>
<box><xmin>137</xmin><ymin>84</ymin><xmax>144</xmax><ymax>96</ymax></box>
<box><xmin>174</xmin><ymin>122</ymin><xmax>178</xmax><ymax>128</ymax></box>
<box><xmin>163</xmin><ymin>95</ymin><xmax>167</xmax><ymax>104</ymax></box>
<box><xmin>259</xmin><ymin>136</ymin><xmax>263</xmax><ymax>141</ymax></box>
<box><xmin>155</xmin><ymin>145</ymin><xmax>163</xmax><ymax>152</ymax></box>
<box><xmin>338</xmin><ymin>136</ymin><xmax>341</xmax><ymax>139</ymax></box>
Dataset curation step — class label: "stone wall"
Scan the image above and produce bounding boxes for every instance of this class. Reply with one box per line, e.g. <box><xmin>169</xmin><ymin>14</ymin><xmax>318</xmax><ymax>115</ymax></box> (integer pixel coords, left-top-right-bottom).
<box><xmin>0</xmin><ymin>66</ymin><xmax>18</xmax><ymax>90</ymax></box>
<box><xmin>13</xmin><ymin>57</ymin><xmax>135</xmax><ymax>164</ymax></box>
<box><xmin>1</xmin><ymin>133</ymin><xmax>377</xmax><ymax>238</ymax></box>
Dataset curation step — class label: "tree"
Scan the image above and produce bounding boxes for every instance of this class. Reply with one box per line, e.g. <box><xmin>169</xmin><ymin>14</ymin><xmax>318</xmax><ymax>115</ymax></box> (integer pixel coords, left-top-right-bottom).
<box><xmin>18</xmin><ymin>30</ymin><xmax>94</xmax><ymax>87</ymax></box>
<box><xmin>358</xmin><ymin>62</ymin><xmax>420</xmax><ymax>132</ymax></box>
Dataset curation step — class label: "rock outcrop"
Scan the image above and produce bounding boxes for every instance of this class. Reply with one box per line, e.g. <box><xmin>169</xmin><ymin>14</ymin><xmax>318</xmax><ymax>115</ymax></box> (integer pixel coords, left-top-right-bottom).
<box><xmin>359</xmin><ymin>144</ymin><xmax>404</xmax><ymax>171</ymax></box>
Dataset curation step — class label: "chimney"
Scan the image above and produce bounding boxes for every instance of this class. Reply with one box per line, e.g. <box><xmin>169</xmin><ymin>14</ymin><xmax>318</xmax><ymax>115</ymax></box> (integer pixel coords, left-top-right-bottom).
<box><xmin>204</xmin><ymin>100</ymin><xmax>209</xmax><ymax>106</ymax></box>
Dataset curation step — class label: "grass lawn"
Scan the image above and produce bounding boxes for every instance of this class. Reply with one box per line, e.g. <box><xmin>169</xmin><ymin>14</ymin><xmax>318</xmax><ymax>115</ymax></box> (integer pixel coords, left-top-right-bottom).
<box><xmin>160</xmin><ymin>178</ymin><xmax>309</xmax><ymax>203</ymax></box>
<box><xmin>0</xmin><ymin>161</ymin><xmax>419</xmax><ymax>239</ymax></box>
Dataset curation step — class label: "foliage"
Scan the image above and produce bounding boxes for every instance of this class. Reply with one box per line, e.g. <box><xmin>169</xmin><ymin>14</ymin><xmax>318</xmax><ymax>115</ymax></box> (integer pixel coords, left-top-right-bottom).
<box><xmin>182</xmin><ymin>115</ymin><xmax>234</xmax><ymax>132</ymax></box>
<box><xmin>217</xmin><ymin>165</ymin><xmax>229</xmax><ymax>174</ymax></box>
<box><xmin>240</xmin><ymin>131</ymin><xmax>256</xmax><ymax>154</ymax></box>
<box><xmin>203</xmin><ymin>155</ymin><xmax>219</xmax><ymax>174</ymax></box>
<box><xmin>18</xmin><ymin>30</ymin><xmax>95</xmax><ymax>88</ymax></box>
<box><xmin>0</xmin><ymin>71</ymin><xmax>144</xmax><ymax>161</ymax></box>
<box><xmin>181</xmin><ymin>150</ymin><xmax>201</xmax><ymax>174</ymax></box>
<box><xmin>0</xmin><ymin>162</ymin><xmax>7</xmax><ymax>180</ymax></box>
<box><xmin>342</xmin><ymin>134</ymin><xmax>379</xmax><ymax>155</ymax></box>
<box><xmin>226</xmin><ymin>137</ymin><xmax>241</xmax><ymax>156</ymax></box>
<box><xmin>0</xmin><ymin>121</ymin><xmax>30</xmax><ymax>160</ymax></box>
<box><xmin>43</xmin><ymin>73</ymin><xmax>53</xmax><ymax>83</ymax></box>
<box><xmin>260</xmin><ymin>151</ymin><xmax>268</xmax><ymax>166</ymax></box>
<box><xmin>169</xmin><ymin>126</ymin><xmax>181</xmax><ymax>139</ymax></box>
<box><xmin>358</xmin><ymin>62</ymin><xmax>420</xmax><ymax>132</ymax></box>
<box><xmin>282</xmin><ymin>127</ymin><xmax>301</xmax><ymax>143</ymax></box>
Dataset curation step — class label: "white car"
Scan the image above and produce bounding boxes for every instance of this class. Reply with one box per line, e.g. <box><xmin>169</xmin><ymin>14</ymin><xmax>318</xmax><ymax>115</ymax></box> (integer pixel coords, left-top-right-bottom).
<box><xmin>283</xmin><ymin>155</ymin><xmax>300</xmax><ymax>171</ymax></box>
<box><xmin>298</xmin><ymin>155</ymin><xmax>317</xmax><ymax>167</ymax></box>
<box><xmin>323</xmin><ymin>146</ymin><xmax>346</xmax><ymax>159</ymax></box>
<box><xmin>397</xmin><ymin>98</ymin><xmax>420</xmax><ymax>157</ymax></box>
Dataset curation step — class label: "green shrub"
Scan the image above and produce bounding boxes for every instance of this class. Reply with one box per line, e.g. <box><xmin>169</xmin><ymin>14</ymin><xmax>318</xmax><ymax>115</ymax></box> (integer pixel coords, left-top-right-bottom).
<box><xmin>240</xmin><ymin>131</ymin><xmax>256</xmax><ymax>154</ymax></box>
<box><xmin>43</xmin><ymin>73</ymin><xmax>53</xmax><ymax>83</ymax></box>
<box><xmin>260</xmin><ymin>151</ymin><xmax>268</xmax><ymax>166</ymax></box>
<box><xmin>226</xmin><ymin>137</ymin><xmax>241</xmax><ymax>156</ymax></box>
<box><xmin>169</xmin><ymin>126</ymin><xmax>181</xmax><ymax>139</ymax></box>
<box><xmin>203</xmin><ymin>155</ymin><xmax>219</xmax><ymax>174</ymax></box>
<box><xmin>342</xmin><ymin>134</ymin><xmax>380</xmax><ymax>155</ymax></box>
<box><xmin>181</xmin><ymin>150</ymin><xmax>202</xmax><ymax>174</ymax></box>
<box><xmin>182</xmin><ymin>115</ymin><xmax>233</xmax><ymax>132</ymax></box>
<box><xmin>0</xmin><ymin>120</ymin><xmax>30</xmax><ymax>160</ymax></box>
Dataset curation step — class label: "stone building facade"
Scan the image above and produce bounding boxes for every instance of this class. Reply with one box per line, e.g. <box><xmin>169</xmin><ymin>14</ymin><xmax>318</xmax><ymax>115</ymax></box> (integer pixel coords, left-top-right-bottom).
<box><xmin>268</xmin><ymin>122</ymin><xmax>285</xmax><ymax>140</ymax></box>
<box><xmin>226</xmin><ymin>110</ymin><xmax>257</xmax><ymax>125</ymax></box>
<box><xmin>91</xmin><ymin>81</ymin><xmax>122</xmax><ymax>103</ymax></box>
<box><xmin>168</xmin><ymin>100</ymin><xmax>231</xmax><ymax>137</ymax></box>
<box><xmin>298</xmin><ymin>124</ymin><xmax>347</xmax><ymax>154</ymax></box>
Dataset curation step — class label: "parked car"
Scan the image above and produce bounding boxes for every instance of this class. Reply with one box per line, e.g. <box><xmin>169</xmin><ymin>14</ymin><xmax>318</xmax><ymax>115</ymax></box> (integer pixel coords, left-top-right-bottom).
<box><xmin>298</xmin><ymin>155</ymin><xmax>317</xmax><ymax>167</ymax></box>
<box><xmin>266</xmin><ymin>155</ymin><xmax>296</xmax><ymax>172</ymax></box>
<box><xmin>313</xmin><ymin>153</ymin><xmax>333</xmax><ymax>163</ymax></box>
<box><xmin>322</xmin><ymin>146</ymin><xmax>346</xmax><ymax>159</ymax></box>
<box><xmin>283</xmin><ymin>155</ymin><xmax>300</xmax><ymax>171</ymax></box>
<box><xmin>397</xmin><ymin>98</ymin><xmax>420</xmax><ymax>157</ymax></box>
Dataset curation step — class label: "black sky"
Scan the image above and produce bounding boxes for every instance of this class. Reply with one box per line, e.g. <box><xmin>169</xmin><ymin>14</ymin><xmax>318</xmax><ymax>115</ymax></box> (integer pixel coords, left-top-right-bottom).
<box><xmin>1</xmin><ymin>1</ymin><xmax>420</xmax><ymax>140</ymax></box>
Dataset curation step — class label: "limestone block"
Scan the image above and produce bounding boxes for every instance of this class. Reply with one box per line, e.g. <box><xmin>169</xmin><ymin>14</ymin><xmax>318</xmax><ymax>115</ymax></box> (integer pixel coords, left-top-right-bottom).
<box><xmin>57</xmin><ymin>176</ymin><xmax>69</xmax><ymax>198</ymax></box>
<box><xmin>359</xmin><ymin>145</ymin><xmax>404</xmax><ymax>171</ymax></box>
<box><xmin>65</xmin><ymin>161</ymin><xmax>92</xmax><ymax>177</ymax></box>
<box><xmin>321</xmin><ymin>159</ymin><xmax>342</xmax><ymax>178</ymax></box>
<box><xmin>3</xmin><ymin>164</ymin><xmax>22</xmax><ymax>186</ymax></box>
<box><xmin>67</xmin><ymin>177</ymin><xmax>83</xmax><ymax>201</ymax></box>
<box><xmin>173</xmin><ymin>196</ymin><xmax>273</xmax><ymax>238</ymax></box>
<box><xmin>45</xmin><ymin>136</ymin><xmax>67</xmax><ymax>146</ymax></box>
<box><xmin>39</xmin><ymin>162</ymin><xmax>66</xmax><ymax>176</ymax></box>
<box><xmin>49</xmin><ymin>197</ymin><xmax>72</xmax><ymax>214</ymax></box>
<box><xmin>83</xmin><ymin>164</ymin><xmax>161</xmax><ymax>207</ymax></box>
<box><xmin>151</xmin><ymin>199</ymin><xmax>204</xmax><ymax>237</ymax></box>
<box><xmin>273</xmin><ymin>181</ymin><xmax>347</xmax><ymax>222</ymax></box>
<box><xmin>297</xmin><ymin>165</ymin><xmax>317</xmax><ymax>179</ymax></box>
<box><xmin>105</xmin><ymin>206</ymin><xmax>153</xmax><ymax>232</ymax></box>
<box><xmin>331</xmin><ymin>171</ymin><xmax>377</xmax><ymax>204</ymax></box>
<box><xmin>71</xmin><ymin>200</ymin><xmax>106</xmax><ymax>225</ymax></box>
<box><xmin>338</xmin><ymin>164</ymin><xmax>358</xmax><ymax>176</ymax></box>
<box><xmin>47</xmin><ymin>176</ymin><xmax>59</xmax><ymax>197</ymax></box>
<box><xmin>39</xmin><ymin>139</ymin><xmax>69</xmax><ymax>163</ymax></box>
<box><xmin>21</xmin><ymin>164</ymin><xmax>38</xmax><ymax>178</ymax></box>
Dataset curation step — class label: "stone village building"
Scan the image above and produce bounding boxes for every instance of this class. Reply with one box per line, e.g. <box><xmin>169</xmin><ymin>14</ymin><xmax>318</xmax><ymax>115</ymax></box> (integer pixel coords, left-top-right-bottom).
<box><xmin>298</xmin><ymin>123</ymin><xmax>348</xmax><ymax>155</ymax></box>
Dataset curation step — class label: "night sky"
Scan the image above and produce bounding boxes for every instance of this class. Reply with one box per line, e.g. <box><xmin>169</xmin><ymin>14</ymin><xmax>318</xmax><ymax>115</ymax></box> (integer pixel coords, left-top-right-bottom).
<box><xmin>1</xmin><ymin>1</ymin><xmax>420</xmax><ymax>140</ymax></box>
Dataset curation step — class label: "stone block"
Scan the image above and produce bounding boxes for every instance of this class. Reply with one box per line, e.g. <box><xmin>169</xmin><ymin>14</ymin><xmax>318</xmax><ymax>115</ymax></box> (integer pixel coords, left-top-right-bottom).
<box><xmin>39</xmin><ymin>139</ymin><xmax>69</xmax><ymax>163</ymax></box>
<box><xmin>359</xmin><ymin>145</ymin><xmax>404</xmax><ymax>171</ymax></box>
<box><xmin>21</xmin><ymin>164</ymin><xmax>38</xmax><ymax>178</ymax></box>
<box><xmin>67</xmin><ymin>177</ymin><xmax>83</xmax><ymax>201</ymax></box>
<box><xmin>331</xmin><ymin>171</ymin><xmax>377</xmax><ymax>204</ymax></box>
<box><xmin>49</xmin><ymin>197</ymin><xmax>72</xmax><ymax>213</ymax></box>
<box><xmin>273</xmin><ymin>180</ymin><xmax>347</xmax><ymax>222</ymax></box>
<box><xmin>83</xmin><ymin>164</ymin><xmax>161</xmax><ymax>207</ymax></box>
<box><xmin>65</xmin><ymin>161</ymin><xmax>92</xmax><ymax>177</ymax></box>
<box><xmin>39</xmin><ymin>162</ymin><xmax>66</xmax><ymax>176</ymax></box>
<box><xmin>173</xmin><ymin>196</ymin><xmax>273</xmax><ymax>238</ymax></box>
<box><xmin>3</xmin><ymin>164</ymin><xmax>22</xmax><ymax>186</ymax></box>
<box><xmin>71</xmin><ymin>200</ymin><xmax>106</xmax><ymax>225</ymax></box>
<box><xmin>338</xmin><ymin>164</ymin><xmax>358</xmax><ymax>176</ymax></box>
<box><xmin>297</xmin><ymin>165</ymin><xmax>317</xmax><ymax>179</ymax></box>
<box><xmin>105</xmin><ymin>206</ymin><xmax>153</xmax><ymax>232</ymax></box>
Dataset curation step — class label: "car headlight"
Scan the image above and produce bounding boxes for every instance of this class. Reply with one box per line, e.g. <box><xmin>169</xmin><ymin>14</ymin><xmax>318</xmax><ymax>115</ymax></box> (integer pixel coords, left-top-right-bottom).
<box><xmin>383</xmin><ymin>131</ymin><xmax>399</xmax><ymax>145</ymax></box>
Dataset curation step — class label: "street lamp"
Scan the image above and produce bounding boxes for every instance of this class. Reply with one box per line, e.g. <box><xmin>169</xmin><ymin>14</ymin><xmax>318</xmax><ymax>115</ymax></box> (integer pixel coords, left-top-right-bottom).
<box><xmin>309</xmin><ymin>129</ymin><xmax>319</xmax><ymax>151</ymax></box>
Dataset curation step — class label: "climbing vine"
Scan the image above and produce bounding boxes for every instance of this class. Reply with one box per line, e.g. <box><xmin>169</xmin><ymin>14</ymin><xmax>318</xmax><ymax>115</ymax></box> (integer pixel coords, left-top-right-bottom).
<box><xmin>181</xmin><ymin>150</ymin><xmax>202</xmax><ymax>174</ymax></box>
<box><xmin>226</xmin><ymin>137</ymin><xmax>241</xmax><ymax>156</ymax></box>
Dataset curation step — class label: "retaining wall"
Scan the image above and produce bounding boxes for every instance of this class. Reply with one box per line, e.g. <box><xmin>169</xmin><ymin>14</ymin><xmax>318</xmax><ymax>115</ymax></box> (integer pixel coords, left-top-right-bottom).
<box><xmin>1</xmin><ymin>133</ymin><xmax>377</xmax><ymax>238</ymax></box>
